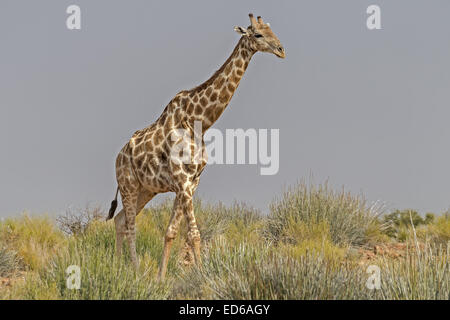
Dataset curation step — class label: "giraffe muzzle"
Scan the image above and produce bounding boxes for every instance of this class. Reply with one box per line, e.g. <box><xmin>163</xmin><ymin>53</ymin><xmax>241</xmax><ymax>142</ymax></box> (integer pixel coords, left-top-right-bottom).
<box><xmin>275</xmin><ymin>47</ymin><xmax>286</xmax><ymax>59</ymax></box>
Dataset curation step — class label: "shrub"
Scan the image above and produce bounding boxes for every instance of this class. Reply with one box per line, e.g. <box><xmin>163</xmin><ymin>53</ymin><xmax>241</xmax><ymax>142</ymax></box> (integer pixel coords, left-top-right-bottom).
<box><xmin>277</xmin><ymin>219</ymin><xmax>348</xmax><ymax>267</ymax></box>
<box><xmin>266</xmin><ymin>181</ymin><xmax>382</xmax><ymax>246</ymax></box>
<box><xmin>416</xmin><ymin>213</ymin><xmax>450</xmax><ymax>247</ymax></box>
<box><xmin>0</xmin><ymin>215</ymin><xmax>65</xmax><ymax>271</ymax></box>
<box><xmin>195</xmin><ymin>201</ymin><xmax>262</xmax><ymax>244</ymax></box>
<box><xmin>56</xmin><ymin>205</ymin><xmax>105</xmax><ymax>236</ymax></box>
<box><xmin>0</xmin><ymin>246</ymin><xmax>20</xmax><ymax>277</ymax></box>
<box><xmin>382</xmin><ymin>209</ymin><xmax>434</xmax><ymax>240</ymax></box>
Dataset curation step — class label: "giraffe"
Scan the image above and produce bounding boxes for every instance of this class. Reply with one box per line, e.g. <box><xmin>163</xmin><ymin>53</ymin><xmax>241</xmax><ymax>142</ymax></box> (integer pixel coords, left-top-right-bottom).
<box><xmin>106</xmin><ymin>13</ymin><xmax>285</xmax><ymax>280</ymax></box>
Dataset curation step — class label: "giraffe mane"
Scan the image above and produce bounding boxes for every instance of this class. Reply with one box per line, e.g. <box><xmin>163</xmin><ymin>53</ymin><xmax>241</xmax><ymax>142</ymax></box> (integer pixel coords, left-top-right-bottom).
<box><xmin>188</xmin><ymin>37</ymin><xmax>246</xmax><ymax>93</ymax></box>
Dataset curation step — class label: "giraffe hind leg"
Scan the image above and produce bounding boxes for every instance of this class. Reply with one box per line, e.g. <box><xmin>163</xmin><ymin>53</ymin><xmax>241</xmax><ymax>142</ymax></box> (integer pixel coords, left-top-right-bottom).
<box><xmin>122</xmin><ymin>195</ymin><xmax>139</xmax><ymax>269</ymax></box>
<box><xmin>114</xmin><ymin>209</ymin><xmax>127</xmax><ymax>258</ymax></box>
<box><xmin>116</xmin><ymin>189</ymin><xmax>155</xmax><ymax>267</ymax></box>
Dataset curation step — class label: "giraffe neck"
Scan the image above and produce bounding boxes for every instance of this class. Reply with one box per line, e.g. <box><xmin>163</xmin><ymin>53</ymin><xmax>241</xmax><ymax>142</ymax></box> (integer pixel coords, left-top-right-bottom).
<box><xmin>185</xmin><ymin>37</ymin><xmax>256</xmax><ymax>131</ymax></box>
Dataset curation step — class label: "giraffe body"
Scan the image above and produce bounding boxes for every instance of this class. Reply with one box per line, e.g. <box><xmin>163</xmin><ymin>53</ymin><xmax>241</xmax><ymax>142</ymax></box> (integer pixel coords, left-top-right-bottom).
<box><xmin>108</xmin><ymin>14</ymin><xmax>285</xmax><ymax>280</ymax></box>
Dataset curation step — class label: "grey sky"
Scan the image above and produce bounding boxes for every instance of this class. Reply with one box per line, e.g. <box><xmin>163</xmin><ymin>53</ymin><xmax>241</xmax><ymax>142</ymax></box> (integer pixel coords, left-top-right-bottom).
<box><xmin>1</xmin><ymin>0</ymin><xmax>449</xmax><ymax>217</ymax></box>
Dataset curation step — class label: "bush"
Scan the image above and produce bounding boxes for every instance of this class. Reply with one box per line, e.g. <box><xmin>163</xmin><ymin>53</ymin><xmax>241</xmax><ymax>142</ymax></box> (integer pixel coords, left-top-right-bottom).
<box><xmin>382</xmin><ymin>209</ymin><xmax>434</xmax><ymax>240</ymax></box>
<box><xmin>0</xmin><ymin>247</ymin><xmax>20</xmax><ymax>277</ymax></box>
<box><xmin>0</xmin><ymin>215</ymin><xmax>65</xmax><ymax>271</ymax></box>
<box><xmin>276</xmin><ymin>219</ymin><xmax>348</xmax><ymax>267</ymax></box>
<box><xmin>56</xmin><ymin>205</ymin><xmax>105</xmax><ymax>236</ymax></box>
<box><xmin>266</xmin><ymin>181</ymin><xmax>382</xmax><ymax>246</ymax></box>
<box><xmin>417</xmin><ymin>213</ymin><xmax>450</xmax><ymax>247</ymax></box>
<box><xmin>194</xmin><ymin>200</ymin><xmax>262</xmax><ymax>244</ymax></box>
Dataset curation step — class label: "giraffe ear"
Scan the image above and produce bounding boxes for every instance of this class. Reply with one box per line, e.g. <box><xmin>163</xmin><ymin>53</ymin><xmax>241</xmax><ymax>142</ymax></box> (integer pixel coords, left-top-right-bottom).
<box><xmin>234</xmin><ymin>26</ymin><xmax>248</xmax><ymax>36</ymax></box>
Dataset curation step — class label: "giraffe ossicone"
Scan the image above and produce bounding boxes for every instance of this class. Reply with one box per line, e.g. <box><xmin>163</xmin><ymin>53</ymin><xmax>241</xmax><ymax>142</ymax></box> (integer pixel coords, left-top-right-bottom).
<box><xmin>107</xmin><ymin>13</ymin><xmax>285</xmax><ymax>281</ymax></box>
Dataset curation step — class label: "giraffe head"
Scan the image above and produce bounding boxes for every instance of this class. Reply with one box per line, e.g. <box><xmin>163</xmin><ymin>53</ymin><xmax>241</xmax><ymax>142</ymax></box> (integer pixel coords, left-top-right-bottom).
<box><xmin>234</xmin><ymin>13</ymin><xmax>285</xmax><ymax>59</ymax></box>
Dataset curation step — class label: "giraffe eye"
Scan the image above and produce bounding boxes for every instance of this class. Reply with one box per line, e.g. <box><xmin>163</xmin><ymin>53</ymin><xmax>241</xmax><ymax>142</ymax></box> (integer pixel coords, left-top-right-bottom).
<box><xmin>254</xmin><ymin>34</ymin><xmax>263</xmax><ymax>38</ymax></box>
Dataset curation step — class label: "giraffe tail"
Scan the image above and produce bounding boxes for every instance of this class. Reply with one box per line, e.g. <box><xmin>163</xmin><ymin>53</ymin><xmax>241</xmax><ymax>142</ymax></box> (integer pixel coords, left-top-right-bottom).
<box><xmin>106</xmin><ymin>187</ymin><xmax>119</xmax><ymax>221</ymax></box>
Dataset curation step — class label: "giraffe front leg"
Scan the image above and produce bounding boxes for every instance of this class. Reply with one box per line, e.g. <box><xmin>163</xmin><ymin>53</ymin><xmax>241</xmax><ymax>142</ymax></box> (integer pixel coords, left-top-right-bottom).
<box><xmin>183</xmin><ymin>193</ymin><xmax>202</xmax><ymax>266</ymax></box>
<box><xmin>158</xmin><ymin>193</ymin><xmax>183</xmax><ymax>281</ymax></box>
